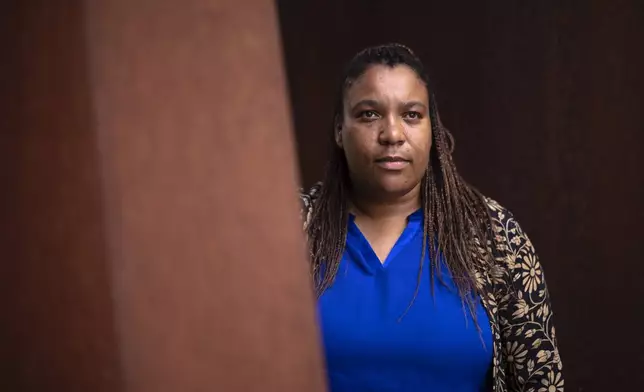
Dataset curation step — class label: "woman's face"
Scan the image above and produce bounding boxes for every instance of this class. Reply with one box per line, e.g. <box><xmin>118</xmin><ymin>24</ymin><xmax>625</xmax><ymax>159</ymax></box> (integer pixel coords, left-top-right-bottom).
<box><xmin>338</xmin><ymin>64</ymin><xmax>432</xmax><ymax>200</ymax></box>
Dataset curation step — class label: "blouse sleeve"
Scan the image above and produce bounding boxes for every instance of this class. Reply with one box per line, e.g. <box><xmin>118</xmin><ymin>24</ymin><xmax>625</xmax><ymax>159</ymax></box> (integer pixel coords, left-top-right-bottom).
<box><xmin>493</xmin><ymin>209</ymin><xmax>564</xmax><ymax>392</ymax></box>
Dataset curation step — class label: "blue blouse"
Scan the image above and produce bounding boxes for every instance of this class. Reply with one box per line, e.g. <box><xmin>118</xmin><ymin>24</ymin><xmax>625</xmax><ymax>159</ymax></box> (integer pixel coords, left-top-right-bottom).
<box><xmin>318</xmin><ymin>209</ymin><xmax>494</xmax><ymax>391</ymax></box>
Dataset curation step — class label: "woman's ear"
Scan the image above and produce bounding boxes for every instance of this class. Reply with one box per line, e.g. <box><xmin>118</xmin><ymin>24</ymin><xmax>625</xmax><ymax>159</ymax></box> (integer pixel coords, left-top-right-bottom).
<box><xmin>335</xmin><ymin>125</ymin><xmax>343</xmax><ymax>148</ymax></box>
<box><xmin>334</xmin><ymin>116</ymin><xmax>343</xmax><ymax>148</ymax></box>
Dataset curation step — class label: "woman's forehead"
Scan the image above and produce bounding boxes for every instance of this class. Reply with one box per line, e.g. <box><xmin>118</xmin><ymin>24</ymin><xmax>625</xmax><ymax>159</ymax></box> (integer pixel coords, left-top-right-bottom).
<box><xmin>345</xmin><ymin>65</ymin><xmax>428</xmax><ymax>105</ymax></box>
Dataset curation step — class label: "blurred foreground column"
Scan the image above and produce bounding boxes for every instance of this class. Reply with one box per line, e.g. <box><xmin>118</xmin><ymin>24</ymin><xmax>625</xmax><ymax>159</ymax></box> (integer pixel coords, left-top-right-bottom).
<box><xmin>1</xmin><ymin>1</ymin><xmax>326</xmax><ymax>391</ymax></box>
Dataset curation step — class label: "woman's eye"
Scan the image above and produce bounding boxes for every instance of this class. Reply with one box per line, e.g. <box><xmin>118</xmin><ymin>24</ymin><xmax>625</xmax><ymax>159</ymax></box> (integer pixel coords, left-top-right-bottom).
<box><xmin>358</xmin><ymin>110</ymin><xmax>379</xmax><ymax>119</ymax></box>
<box><xmin>404</xmin><ymin>111</ymin><xmax>422</xmax><ymax>120</ymax></box>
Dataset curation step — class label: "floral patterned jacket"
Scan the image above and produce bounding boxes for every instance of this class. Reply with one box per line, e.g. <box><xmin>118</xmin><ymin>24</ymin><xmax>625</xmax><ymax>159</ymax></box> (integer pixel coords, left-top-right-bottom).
<box><xmin>300</xmin><ymin>183</ymin><xmax>564</xmax><ymax>392</ymax></box>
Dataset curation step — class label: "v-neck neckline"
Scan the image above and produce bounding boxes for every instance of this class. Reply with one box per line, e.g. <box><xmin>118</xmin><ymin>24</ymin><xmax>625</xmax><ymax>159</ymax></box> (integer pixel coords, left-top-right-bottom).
<box><xmin>347</xmin><ymin>209</ymin><xmax>423</xmax><ymax>273</ymax></box>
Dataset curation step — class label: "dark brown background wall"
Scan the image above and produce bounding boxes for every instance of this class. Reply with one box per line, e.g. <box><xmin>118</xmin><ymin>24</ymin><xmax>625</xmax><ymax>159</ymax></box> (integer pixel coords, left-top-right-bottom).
<box><xmin>277</xmin><ymin>0</ymin><xmax>644</xmax><ymax>390</ymax></box>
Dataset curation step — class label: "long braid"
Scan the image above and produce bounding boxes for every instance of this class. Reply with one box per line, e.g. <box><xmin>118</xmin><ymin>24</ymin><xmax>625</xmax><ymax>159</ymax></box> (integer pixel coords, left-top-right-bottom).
<box><xmin>309</xmin><ymin>150</ymin><xmax>349</xmax><ymax>295</ymax></box>
<box><xmin>307</xmin><ymin>44</ymin><xmax>496</xmax><ymax>325</ymax></box>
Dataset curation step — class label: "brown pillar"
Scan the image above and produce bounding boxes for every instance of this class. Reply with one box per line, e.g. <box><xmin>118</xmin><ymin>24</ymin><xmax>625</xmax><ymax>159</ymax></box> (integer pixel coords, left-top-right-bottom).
<box><xmin>1</xmin><ymin>1</ymin><xmax>326</xmax><ymax>391</ymax></box>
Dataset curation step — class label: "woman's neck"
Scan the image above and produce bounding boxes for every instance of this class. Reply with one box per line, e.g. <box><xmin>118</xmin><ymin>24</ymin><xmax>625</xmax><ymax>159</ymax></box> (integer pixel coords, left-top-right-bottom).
<box><xmin>349</xmin><ymin>184</ymin><xmax>421</xmax><ymax>221</ymax></box>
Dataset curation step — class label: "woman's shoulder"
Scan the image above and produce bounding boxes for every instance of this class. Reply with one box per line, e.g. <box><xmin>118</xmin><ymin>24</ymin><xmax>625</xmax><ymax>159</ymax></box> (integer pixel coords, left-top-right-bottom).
<box><xmin>484</xmin><ymin>196</ymin><xmax>513</xmax><ymax>227</ymax></box>
<box><xmin>482</xmin><ymin>196</ymin><xmax>532</xmax><ymax>256</ymax></box>
<box><xmin>480</xmin><ymin>196</ymin><xmax>544</xmax><ymax>294</ymax></box>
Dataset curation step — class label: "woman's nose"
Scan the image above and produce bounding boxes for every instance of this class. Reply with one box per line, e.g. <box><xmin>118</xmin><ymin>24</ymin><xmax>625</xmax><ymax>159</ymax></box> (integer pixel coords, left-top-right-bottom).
<box><xmin>378</xmin><ymin>116</ymin><xmax>405</xmax><ymax>145</ymax></box>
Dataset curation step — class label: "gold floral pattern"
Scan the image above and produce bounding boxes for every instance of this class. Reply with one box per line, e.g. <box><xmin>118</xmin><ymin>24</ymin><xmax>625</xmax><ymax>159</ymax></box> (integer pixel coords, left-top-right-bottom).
<box><xmin>538</xmin><ymin>370</ymin><xmax>564</xmax><ymax>392</ymax></box>
<box><xmin>300</xmin><ymin>184</ymin><xmax>563</xmax><ymax>392</ymax></box>
<box><xmin>505</xmin><ymin>341</ymin><xmax>528</xmax><ymax>370</ymax></box>
<box><xmin>475</xmin><ymin>198</ymin><xmax>563</xmax><ymax>392</ymax></box>
<box><xmin>521</xmin><ymin>254</ymin><xmax>542</xmax><ymax>294</ymax></box>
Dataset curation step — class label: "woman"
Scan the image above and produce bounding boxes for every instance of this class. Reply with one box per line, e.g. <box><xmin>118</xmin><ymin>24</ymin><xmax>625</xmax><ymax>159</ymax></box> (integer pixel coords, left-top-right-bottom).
<box><xmin>300</xmin><ymin>44</ymin><xmax>563</xmax><ymax>392</ymax></box>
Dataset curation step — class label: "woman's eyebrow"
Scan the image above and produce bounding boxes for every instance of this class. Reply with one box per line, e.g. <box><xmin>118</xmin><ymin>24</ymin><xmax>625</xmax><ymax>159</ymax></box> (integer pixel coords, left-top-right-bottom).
<box><xmin>350</xmin><ymin>99</ymin><xmax>379</xmax><ymax>111</ymax></box>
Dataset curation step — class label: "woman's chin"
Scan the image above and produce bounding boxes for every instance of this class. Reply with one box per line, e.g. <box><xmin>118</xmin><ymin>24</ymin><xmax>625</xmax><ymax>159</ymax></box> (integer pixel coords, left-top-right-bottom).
<box><xmin>375</xmin><ymin>177</ymin><xmax>420</xmax><ymax>198</ymax></box>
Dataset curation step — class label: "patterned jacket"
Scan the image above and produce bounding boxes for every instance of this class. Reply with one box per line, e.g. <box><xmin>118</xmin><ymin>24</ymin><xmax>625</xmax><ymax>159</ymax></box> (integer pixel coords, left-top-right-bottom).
<box><xmin>300</xmin><ymin>183</ymin><xmax>564</xmax><ymax>392</ymax></box>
